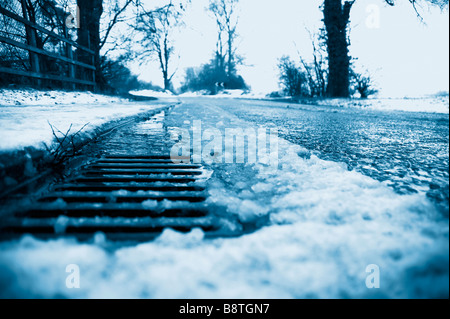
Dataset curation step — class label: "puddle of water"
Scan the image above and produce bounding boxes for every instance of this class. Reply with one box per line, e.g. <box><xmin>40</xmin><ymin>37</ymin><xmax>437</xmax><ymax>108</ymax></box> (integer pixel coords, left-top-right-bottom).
<box><xmin>135</xmin><ymin>112</ymin><xmax>166</xmax><ymax>133</ymax></box>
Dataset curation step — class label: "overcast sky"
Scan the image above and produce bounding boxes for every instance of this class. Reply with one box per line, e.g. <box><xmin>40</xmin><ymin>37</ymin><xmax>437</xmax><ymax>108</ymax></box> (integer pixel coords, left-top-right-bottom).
<box><xmin>130</xmin><ymin>0</ymin><xmax>449</xmax><ymax>97</ymax></box>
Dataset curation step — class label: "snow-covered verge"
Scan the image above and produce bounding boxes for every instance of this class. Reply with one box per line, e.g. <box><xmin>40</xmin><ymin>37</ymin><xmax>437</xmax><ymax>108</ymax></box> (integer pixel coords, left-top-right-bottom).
<box><xmin>130</xmin><ymin>89</ymin><xmax>176</xmax><ymax>98</ymax></box>
<box><xmin>0</xmin><ymin>90</ymin><xmax>170</xmax><ymax>152</ymax></box>
<box><xmin>0</xmin><ymin>101</ymin><xmax>447</xmax><ymax>299</ymax></box>
<box><xmin>250</xmin><ymin>95</ymin><xmax>450</xmax><ymax>114</ymax></box>
<box><xmin>179</xmin><ymin>89</ymin><xmax>269</xmax><ymax>100</ymax></box>
<box><xmin>180</xmin><ymin>90</ymin><xmax>449</xmax><ymax>114</ymax></box>
<box><xmin>309</xmin><ymin>96</ymin><xmax>449</xmax><ymax>114</ymax></box>
<box><xmin>0</xmin><ymin>88</ymin><xmax>131</xmax><ymax>107</ymax></box>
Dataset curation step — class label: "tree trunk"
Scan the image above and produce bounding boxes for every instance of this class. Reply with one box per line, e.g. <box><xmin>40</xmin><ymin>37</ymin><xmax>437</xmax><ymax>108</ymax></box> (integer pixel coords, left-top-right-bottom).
<box><xmin>164</xmin><ymin>76</ymin><xmax>170</xmax><ymax>91</ymax></box>
<box><xmin>216</xmin><ymin>32</ymin><xmax>226</xmax><ymax>75</ymax></box>
<box><xmin>161</xmin><ymin>37</ymin><xmax>171</xmax><ymax>91</ymax></box>
<box><xmin>20</xmin><ymin>0</ymin><xmax>40</xmax><ymax>80</ymax></box>
<box><xmin>77</xmin><ymin>0</ymin><xmax>104</xmax><ymax>88</ymax></box>
<box><xmin>323</xmin><ymin>0</ymin><xmax>353</xmax><ymax>98</ymax></box>
<box><xmin>227</xmin><ymin>34</ymin><xmax>234</xmax><ymax>77</ymax></box>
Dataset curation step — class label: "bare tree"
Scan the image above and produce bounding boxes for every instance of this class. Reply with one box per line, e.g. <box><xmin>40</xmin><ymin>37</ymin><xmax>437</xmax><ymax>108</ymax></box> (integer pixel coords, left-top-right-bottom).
<box><xmin>132</xmin><ymin>1</ymin><xmax>185</xmax><ymax>91</ymax></box>
<box><xmin>322</xmin><ymin>0</ymin><xmax>448</xmax><ymax>98</ymax></box>
<box><xmin>100</xmin><ymin>0</ymin><xmax>135</xmax><ymax>55</ymax></box>
<box><xmin>209</xmin><ymin>0</ymin><xmax>240</xmax><ymax>78</ymax></box>
<box><xmin>297</xmin><ymin>29</ymin><xmax>328</xmax><ymax>98</ymax></box>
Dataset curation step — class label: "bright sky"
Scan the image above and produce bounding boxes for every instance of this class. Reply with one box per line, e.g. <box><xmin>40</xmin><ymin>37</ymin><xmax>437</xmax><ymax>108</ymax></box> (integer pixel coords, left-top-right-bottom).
<box><xmin>129</xmin><ymin>0</ymin><xmax>449</xmax><ymax>97</ymax></box>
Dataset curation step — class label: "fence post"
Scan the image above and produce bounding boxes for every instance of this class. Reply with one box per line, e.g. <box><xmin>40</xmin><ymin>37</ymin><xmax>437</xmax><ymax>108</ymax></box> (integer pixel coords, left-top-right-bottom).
<box><xmin>87</xmin><ymin>31</ymin><xmax>96</xmax><ymax>92</ymax></box>
<box><xmin>20</xmin><ymin>0</ymin><xmax>41</xmax><ymax>86</ymax></box>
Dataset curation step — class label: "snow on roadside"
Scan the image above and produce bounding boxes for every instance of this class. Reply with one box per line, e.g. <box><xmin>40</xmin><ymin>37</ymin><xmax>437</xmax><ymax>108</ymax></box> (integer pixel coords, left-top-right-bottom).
<box><xmin>238</xmin><ymin>94</ymin><xmax>450</xmax><ymax>114</ymax></box>
<box><xmin>179</xmin><ymin>89</ymin><xmax>268</xmax><ymax>100</ymax></box>
<box><xmin>0</xmin><ymin>88</ymin><xmax>129</xmax><ymax>106</ymax></box>
<box><xmin>180</xmin><ymin>90</ymin><xmax>449</xmax><ymax>114</ymax></box>
<box><xmin>311</xmin><ymin>96</ymin><xmax>449</xmax><ymax>114</ymax></box>
<box><xmin>0</xmin><ymin>89</ymin><xmax>169</xmax><ymax>152</ymax></box>
<box><xmin>0</xmin><ymin>100</ymin><xmax>447</xmax><ymax>299</ymax></box>
<box><xmin>129</xmin><ymin>89</ymin><xmax>175</xmax><ymax>98</ymax></box>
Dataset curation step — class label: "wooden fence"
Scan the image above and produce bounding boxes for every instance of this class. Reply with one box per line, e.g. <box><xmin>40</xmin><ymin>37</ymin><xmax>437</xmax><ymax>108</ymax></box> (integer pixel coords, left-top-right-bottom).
<box><xmin>0</xmin><ymin>3</ymin><xmax>96</xmax><ymax>89</ymax></box>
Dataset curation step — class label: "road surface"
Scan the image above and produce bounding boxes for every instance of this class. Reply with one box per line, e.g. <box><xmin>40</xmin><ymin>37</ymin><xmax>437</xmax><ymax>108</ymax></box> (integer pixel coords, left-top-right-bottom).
<box><xmin>181</xmin><ymin>97</ymin><xmax>449</xmax><ymax>214</ymax></box>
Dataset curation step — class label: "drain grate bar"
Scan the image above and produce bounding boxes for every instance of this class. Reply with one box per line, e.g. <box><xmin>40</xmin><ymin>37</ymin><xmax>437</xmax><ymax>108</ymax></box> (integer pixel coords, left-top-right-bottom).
<box><xmin>90</xmin><ymin>164</ymin><xmax>202</xmax><ymax>169</ymax></box>
<box><xmin>104</xmin><ymin>155</ymin><xmax>173</xmax><ymax>159</ymax></box>
<box><xmin>96</xmin><ymin>159</ymin><xmax>178</xmax><ymax>164</ymax></box>
<box><xmin>3</xmin><ymin>216</ymin><xmax>219</xmax><ymax>233</ymax></box>
<box><xmin>83</xmin><ymin>169</ymin><xmax>204</xmax><ymax>176</ymax></box>
<box><xmin>38</xmin><ymin>192</ymin><xmax>208</xmax><ymax>203</ymax></box>
<box><xmin>54</xmin><ymin>184</ymin><xmax>206</xmax><ymax>192</ymax></box>
<box><xmin>23</xmin><ymin>205</ymin><xmax>209</xmax><ymax>218</ymax></box>
<box><xmin>71</xmin><ymin>176</ymin><xmax>198</xmax><ymax>183</ymax></box>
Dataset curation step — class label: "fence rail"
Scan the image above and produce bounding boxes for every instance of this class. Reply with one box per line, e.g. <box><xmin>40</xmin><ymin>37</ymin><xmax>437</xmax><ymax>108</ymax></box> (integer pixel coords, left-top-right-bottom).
<box><xmin>0</xmin><ymin>4</ymin><xmax>96</xmax><ymax>89</ymax></box>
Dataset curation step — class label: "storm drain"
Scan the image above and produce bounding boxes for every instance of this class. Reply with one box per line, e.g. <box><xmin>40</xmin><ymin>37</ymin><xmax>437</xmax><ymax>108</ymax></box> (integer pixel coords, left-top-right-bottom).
<box><xmin>1</xmin><ymin>155</ymin><xmax>236</xmax><ymax>241</ymax></box>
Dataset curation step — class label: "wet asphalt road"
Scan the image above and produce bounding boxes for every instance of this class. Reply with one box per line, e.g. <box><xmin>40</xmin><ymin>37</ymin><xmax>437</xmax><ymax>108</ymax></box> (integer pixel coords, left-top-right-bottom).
<box><xmin>184</xmin><ymin>98</ymin><xmax>449</xmax><ymax>214</ymax></box>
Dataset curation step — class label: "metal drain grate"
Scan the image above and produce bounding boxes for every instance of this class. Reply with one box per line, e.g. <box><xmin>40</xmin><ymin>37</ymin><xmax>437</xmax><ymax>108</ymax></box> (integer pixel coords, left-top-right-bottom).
<box><xmin>1</xmin><ymin>155</ymin><xmax>236</xmax><ymax>241</ymax></box>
